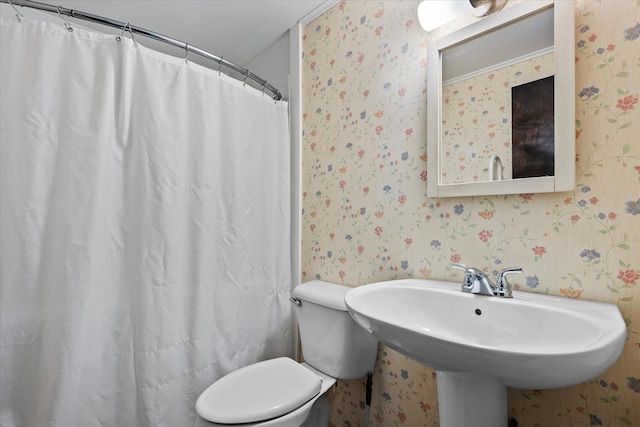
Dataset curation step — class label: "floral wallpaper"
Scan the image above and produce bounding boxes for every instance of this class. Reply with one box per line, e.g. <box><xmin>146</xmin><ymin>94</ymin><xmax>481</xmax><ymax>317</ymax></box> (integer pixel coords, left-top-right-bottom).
<box><xmin>441</xmin><ymin>53</ymin><xmax>554</xmax><ymax>184</ymax></box>
<box><xmin>301</xmin><ymin>1</ymin><xmax>639</xmax><ymax>426</ymax></box>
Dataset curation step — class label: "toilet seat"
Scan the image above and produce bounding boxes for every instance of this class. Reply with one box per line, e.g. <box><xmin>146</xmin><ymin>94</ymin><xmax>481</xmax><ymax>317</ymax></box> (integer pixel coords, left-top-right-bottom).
<box><xmin>196</xmin><ymin>357</ymin><xmax>322</xmax><ymax>424</ymax></box>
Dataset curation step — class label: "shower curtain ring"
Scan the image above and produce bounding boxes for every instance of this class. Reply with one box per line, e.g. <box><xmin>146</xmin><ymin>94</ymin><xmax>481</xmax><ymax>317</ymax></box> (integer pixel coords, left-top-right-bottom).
<box><xmin>8</xmin><ymin>0</ymin><xmax>24</xmax><ymax>22</ymax></box>
<box><xmin>184</xmin><ymin>43</ymin><xmax>189</xmax><ymax>64</ymax></box>
<box><xmin>242</xmin><ymin>72</ymin><xmax>249</xmax><ymax>87</ymax></box>
<box><xmin>217</xmin><ymin>58</ymin><xmax>224</xmax><ymax>76</ymax></box>
<box><xmin>56</xmin><ymin>6</ymin><xmax>73</xmax><ymax>32</ymax></box>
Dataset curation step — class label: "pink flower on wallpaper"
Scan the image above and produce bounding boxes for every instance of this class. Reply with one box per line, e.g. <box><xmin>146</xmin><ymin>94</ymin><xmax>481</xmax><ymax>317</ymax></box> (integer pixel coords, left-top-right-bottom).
<box><xmin>616</xmin><ymin>94</ymin><xmax>638</xmax><ymax>111</ymax></box>
<box><xmin>329</xmin><ymin>232</ymin><xmax>335</xmax><ymax>239</ymax></box>
<box><xmin>420</xmin><ymin>170</ymin><xmax>427</xmax><ymax>182</ymax></box>
<box><xmin>325</xmin><ymin>113</ymin><xmax>331</xmax><ymax>121</ymax></box>
<box><xmin>590</xmin><ymin>197</ymin><xmax>599</xmax><ymax>205</ymax></box>
<box><xmin>339</xmin><ymin>180</ymin><xmax>346</xmax><ymax>189</ymax></box>
<box><xmin>357</xmin><ymin>245</ymin><xmax>364</xmax><ymax>253</ymax></box>
<box><xmin>398</xmin><ymin>87</ymin><xmax>406</xmax><ymax>97</ymax></box>
<box><xmin>339</xmin><ymin>90</ymin><xmax>345</xmax><ymax>99</ymax></box>
<box><xmin>375</xmin><ymin>125</ymin><xmax>384</xmax><ymax>135</ymax></box>
<box><xmin>618</xmin><ymin>269</ymin><xmax>640</xmax><ymax>285</ymax></box>
<box><xmin>607</xmin><ymin>43</ymin><xmax>616</xmax><ymax>51</ymax></box>
<box><xmin>310</xmin><ymin>224</ymin><xmax>315</xmax><ymax>232</ymax></box>
<box><xmin>478</xmin><ymin>229</ymin><xmax>493</xmax><ymax>243</ymax></box>
<box><xmin>325</xmin><ymin>199</ymin><xmax>331</xmax><ymax>206</ymax></box>
<box><xmin>325</xmin><ymin>27</ymin><xmax>331</xmax><ymax>36</ymax></box>
<box><xmin>635</xmin><ymin>166</ymin><xmax>640</xmax><ymax>174</ymax></box>
<box><xmin>375</xmin><ymin>25</ymin><xmax>383</xmax><ymax>36</ymax></box>
<box><xmin>589</xmin><ymin>33</ymin><xmax>597</xmax><ymax>42</ymax></box>
<box><xmin>405</xmin><ymin>19</ymin><xmax>413</xmax><ymax>28</ymax></box>
<box><xmin>358</xmin><ymin>149</ymin><xmax>365</xmax><ymax>158</ymax></box>
<box><xmin>450</xmin><ymin>253</ymin><xmax>461</xmax><ymax>263</ymax></box>
<box><xmin>363</xmin><ymin>89</ymin><xmax>370</xmax><ymax>97</ymax></box>
<box><xmin>404</xmin><ymin>238</ymin><xmax>412</xmax><ymax>246</ymax></box>
<box><xmin>339</xmin><ymin>270</ymin><xmax>345</xmax><ymax>279</ymax></box>
<box><xmin>608</xmin><ymin>212</ymin><xmax>617</xmax><ymax>219</ymax></box>
<box><xmin>358</xmin><ymin>54</ymin><xmax>365</xmax><ymax>63</ymax></box>
<box><xmin>532</xmin><ymin>246</ymin><xmax>546</xmax><ymax>257</ymax></box>
<box><xmin>363</xmin><ymin>186</ymin><xmax>370</xmax><ymax>194</ymax></box>
<box><xmin>571</xmin><ymin>214</ymin><xmax>580</xmax><ymax>222</ymax></box>
<box><xmin>397</xmin><ymin>412</ymin><xmax>407</xmax><ymax>423</ymax></box>
<box><xmin>405</xmin><ymin>128</ymin><xmax>413</xmax><ymax>136</ymax></box>
<box><xmin>520</xmin><ymin>193</ymin><xmax>533</xmax><ymax>200</ymax></box>
<box><xmin>398</xmin><ymin>195</ymin><xmax>406</xmax><ymax>204</ymax></box>
<box><xmin>374</xmin><ymin>226</ymin><xmax>383</xmax><ymax>236</ymax></box>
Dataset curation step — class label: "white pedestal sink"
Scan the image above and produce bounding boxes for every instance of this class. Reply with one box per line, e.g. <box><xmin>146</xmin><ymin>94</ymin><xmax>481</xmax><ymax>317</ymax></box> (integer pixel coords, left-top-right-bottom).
<box><xmin>344</xmin><ymin>279</ymin><xmax>626</xmax><ymax>427</ymax></box>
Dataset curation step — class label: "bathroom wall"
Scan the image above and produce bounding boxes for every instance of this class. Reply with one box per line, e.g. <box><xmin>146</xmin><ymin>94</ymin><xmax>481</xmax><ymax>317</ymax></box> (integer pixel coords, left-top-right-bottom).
<box><xmin>301</xmin><ymin>0</ymin><xmax>639</xmax><ymax>426</ymax></box>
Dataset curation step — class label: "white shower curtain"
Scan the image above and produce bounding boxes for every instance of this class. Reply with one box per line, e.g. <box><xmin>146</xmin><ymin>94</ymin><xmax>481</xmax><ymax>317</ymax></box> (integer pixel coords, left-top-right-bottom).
<box><xmin>0</xmin><ymin>12</ymin><xmax>291</xmax><ymax>427</ymax></box>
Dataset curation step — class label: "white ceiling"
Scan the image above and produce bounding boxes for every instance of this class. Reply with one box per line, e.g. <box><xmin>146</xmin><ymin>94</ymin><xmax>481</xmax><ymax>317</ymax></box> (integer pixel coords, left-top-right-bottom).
<box><xmin>9</xmin><ymin>0</ymin><xmax>334</xmax><ymax>67</ymax></box>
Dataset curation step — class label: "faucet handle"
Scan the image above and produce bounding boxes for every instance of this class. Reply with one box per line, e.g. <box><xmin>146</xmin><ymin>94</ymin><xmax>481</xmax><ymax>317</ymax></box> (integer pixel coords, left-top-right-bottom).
<box><xmin>495</xmin><ymin>267</ymin><xmax>522</xmax><ymax>298</ymax></box>
<box><xmin>452</xmin><ymin>263</ymin><xmax>479</xmax><ymax>292</ymax></box>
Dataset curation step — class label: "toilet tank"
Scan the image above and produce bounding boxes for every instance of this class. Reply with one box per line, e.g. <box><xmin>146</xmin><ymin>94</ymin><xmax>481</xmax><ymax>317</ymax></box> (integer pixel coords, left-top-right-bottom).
<box><xmin>292</xmin><ymin>280</ymin><xmax>378</xmax><ymax>379</ymax></box>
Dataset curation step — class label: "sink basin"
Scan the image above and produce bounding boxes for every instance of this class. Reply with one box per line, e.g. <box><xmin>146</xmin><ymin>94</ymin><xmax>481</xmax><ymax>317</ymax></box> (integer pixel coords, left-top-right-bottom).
<box><xmin>345</xmin><ymin>279</ymin><xmax>626</xmax><ymax>426</ymax></box>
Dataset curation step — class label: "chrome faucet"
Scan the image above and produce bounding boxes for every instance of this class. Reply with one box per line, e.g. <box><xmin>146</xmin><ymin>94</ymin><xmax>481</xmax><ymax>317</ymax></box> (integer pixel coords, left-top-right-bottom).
<box><xmin>452</xmin><ymin>263</ymin><xmax>522</xmax><ymax>298</ymax></box>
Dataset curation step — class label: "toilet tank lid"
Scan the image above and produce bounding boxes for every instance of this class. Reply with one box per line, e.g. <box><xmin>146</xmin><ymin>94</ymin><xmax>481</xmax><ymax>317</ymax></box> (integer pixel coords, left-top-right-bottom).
<box><xmin>292</xmin><ymin>280</ymin><xmax>351</xmax><ymax>311</ymax></box>
<box><xmin>195</xmin><ymin>357</ymin><xmax>321</xmax><ymax>424</ymax></box>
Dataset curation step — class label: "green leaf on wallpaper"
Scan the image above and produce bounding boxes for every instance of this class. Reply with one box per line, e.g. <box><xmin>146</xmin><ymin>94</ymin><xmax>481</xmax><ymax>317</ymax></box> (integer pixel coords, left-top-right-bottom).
<box><xmin>600</xmin><ymin>397</ymin><xmax>610</xmax><ymax>403</ymax></box>
<box><xmin>598</xmin><ymin>63</ymin><xmax>607</xmax><ymax>69</ymax></box>
<box><xmin>523</xmin><ymin>228</ymin><xmax>529</xmax><ymax>236</ymax></box>
<box><xmin>584</xmin><ymin>173</ymin><xmax>595</xmax><ymax>177</ymax></box>
<box><xmin>619</xmin><ymin>418</ymin><xmax>632</xmax><ymax>426</ymax></box>
<box><xmin>607</xmin><ymin>118</ymin><xmax>618</xmax><ymax>123</ymax></box>
<box><xmin>618</xmin><ymin>89</ymin><xmax>625</xmax><ymax>96</ymax></box>
<box><xmin>619</xmin><ymin>123</ymin><xmax>631</xmax><ymax>130</ymax></box>
<box><xmin>622</xmin><ymin>144</ymin><xmax>631</xmax><ymax>153</ymax></box>
<box><xmin>618</xmin><ymin>244</ymin><xmax>630</xmax><ymax>250</ymax></box>
<box><xmin>579</xmin><ymin>393</ymin><xmax>586</xmax><ymax>400</ymax></box>
<box><xmin>617</xmin><ymin>71</ymin><xmax>629</xmax><ymax>77</ymax></box>
<box><xmin>621</xmin><ymin>297</ymin><xmax>633</xmax><ymax>302</ymax></box>
<box><xmin>609</xmin><ymin>225</ymin><xmax>616</xmax><ymax>231</ymax></box>
<box><xmin>598</xmin><ymin>230</ymin><xmax>608</xmax><ymax>234</ymax></box>
<box><xmin>609</xmin><ymin>287</ymin><xmax>619</xmax><ymax>293</ymax></box>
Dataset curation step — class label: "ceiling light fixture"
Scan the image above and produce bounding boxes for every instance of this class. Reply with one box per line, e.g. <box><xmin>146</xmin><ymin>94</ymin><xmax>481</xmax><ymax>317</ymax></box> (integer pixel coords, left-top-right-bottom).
<box><xmin>417</xmin><ymin>0</ymin><xmax>508</xmax><ymax>32</ymax></box>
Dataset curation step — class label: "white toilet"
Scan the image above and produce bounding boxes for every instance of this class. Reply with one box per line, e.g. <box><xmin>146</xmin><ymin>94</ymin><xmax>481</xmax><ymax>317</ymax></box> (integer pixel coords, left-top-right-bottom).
<box><xmin>194</xmin><ymin>280</ymin><xmax>379</xmax><ymax>427</ymax></box>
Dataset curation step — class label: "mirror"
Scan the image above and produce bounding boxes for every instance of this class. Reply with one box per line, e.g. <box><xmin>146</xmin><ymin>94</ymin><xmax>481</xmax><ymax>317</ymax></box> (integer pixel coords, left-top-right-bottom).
<box><xmin>427</xmin><ymin>0</ymin><xmax>575</xmax><ymax>197</ymax></box>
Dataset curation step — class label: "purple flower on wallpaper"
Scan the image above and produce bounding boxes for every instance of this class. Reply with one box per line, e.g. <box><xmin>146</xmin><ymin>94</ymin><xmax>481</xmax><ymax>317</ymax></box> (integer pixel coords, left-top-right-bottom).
<box><xmin>400</xmin><ymin>369</ymin><xmax>408</xmax><ymax>379</ymax></box>
<box><xmin>315</xmin><ymin>191</ymin><xmax>322</xmax><ymax>197</ymax></box>
<box><xmin>401</xmin><ymin>151</ymin><xmax>409</xmax><ymax>161</ymax></box>
<box><xmin>525</xmin><ymin>275</ymin><xmax>540</xmax><ymax>288</ymax></box>
<box><xmin>360</xmin><ymin>111</ymin><xmax>366</xmax><ymax>119</ymax></box>
<box><xmin>360</xmin><ymin>207</ymin><xmax>366</xmax><ymax>215</ymax></box>
<box><xmin>625</xmin><ymin>199</ymin><xmax>640</xmax><ymax>215</ymax></box>
<box><xmin>383</xmin><ymin>185</ymin><xmax>391</xmax><ymax>192</ymax></box>
<box><xmin>327</xmin><ymin>78</ymin><xmax>333</xmax><ymax>86</ymax></box>
<box><xmin>401</xmin><ymin>260</ymin><xmax>408</xmax><ymax>270</ymax></box>
<box><xmin>623</xmin><ymin>23</ymin><xmax>640</xmax><ymax>41</ymax></box>
<box><xmin>346</xmin><ymin>142</ymin><xmax>353</xmax><ymax>149</ymax></box>
<box><xmin>383</xmin><ymin>82</ymin><xmax>392</xmax><ymax>90</ymax></box>
<box><xmin>494</xmin><ymin>258</ymin><xmax>502</xmax><ymax>265</ymax></box>
<box><xmin>578</xmin><ymin>199</ymin><xmax>587</xmax><ymax>207</ymax></box>
<box><xmin>328</xmin><ymin>164</ymin><xmax>333</xmax><ymax>172</ymax></box>
<box><xmin>597</xmin><ymin>47</ymin><xmax>605</xmax><ymax>54</ymax></box>
<box><xmin>598</xmin><ymin>212</ymin><xmax>606</xmax><ymax>220</ymax></box>
<box><xmin>382</xmin><ymin>392</ymin><xmax>391</xmax><ymax>401</ymax></box>
<box><xmin>454</xmin><ymin>204</ymin><xmax>464</xmax><ymax>215</ymax></box>
<box><xmin>580</xmin><ymin>25</ymin><xmax>590</xmax><ymax>33</ymax></box>
<box><xmin>346</xmin><ymin>51</ymin><xmax>352</xmax><ymax>58</ymax></box>
<box><xmin>577</xmin><ymin>40</ymin><xmax>586</xmax><ymax>48</ymax></box>
<box><xmin>627</xmin><ymin>376</ymin><xmax>640</xmax><ymax>392</ymax></box>
<box><xmin>327</xmin><ymin>251</ymin><xmax>332</xmax><ymax>258</ymax></box>
<box><xmin>579</xmin><ymin>86</ymin><xmax>600</xmax><ymax>98</ymax></box>
<box><xmin>589</xmin><ymin>414</ymin><xmax>603</xmax><ymax>426</ymax></box>
<box><xmin>401</xmin><ymin>43</ymin><xmax>408</xmax><ymax>54</ymax></box>
<box><xmin>430</xmin><ymin>240</ymin><xmax>441</xmax><ymax>248</ymax></box>
<box><xmin>581</xmin><ymin>185</ymin><xmax>591</xmax><ymax>193</ymax></box>
<box><xmin>360</xmin><ymin>15</ymin><xmax>366</xmax><ymax>24</ymax></box>
<box><xmin>580</xmin><ymin>249</ymin><xmax>601</xmax><ymax>261</ymax></box>
<box><xmin>345</xmin><ymin>234</ymin><xmax>352</xmax><ymax>241</ymax></box>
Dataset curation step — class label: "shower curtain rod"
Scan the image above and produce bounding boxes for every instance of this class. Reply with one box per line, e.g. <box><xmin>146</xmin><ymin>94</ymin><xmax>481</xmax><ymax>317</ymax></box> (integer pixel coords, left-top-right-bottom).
<box><xmin>1</xmin><ymin>0</ymin><xmax>284</xmax><ymax>100</ymax></box>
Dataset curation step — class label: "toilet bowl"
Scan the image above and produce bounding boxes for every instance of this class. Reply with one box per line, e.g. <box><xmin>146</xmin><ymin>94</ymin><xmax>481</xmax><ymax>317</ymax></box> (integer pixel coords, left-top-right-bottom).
<box><xmin>194</xmin><ymin>280</ymin><xmax>378</xmax><ymax>427</ymax></box>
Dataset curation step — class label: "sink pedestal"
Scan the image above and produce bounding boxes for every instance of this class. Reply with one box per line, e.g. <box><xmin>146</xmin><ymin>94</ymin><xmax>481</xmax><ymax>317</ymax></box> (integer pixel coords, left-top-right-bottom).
<box><xmin>437</xmin><ymin>371</ymin><xmax>507</xmax><ymax>427</ymax></box>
